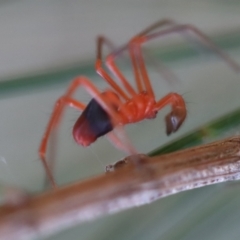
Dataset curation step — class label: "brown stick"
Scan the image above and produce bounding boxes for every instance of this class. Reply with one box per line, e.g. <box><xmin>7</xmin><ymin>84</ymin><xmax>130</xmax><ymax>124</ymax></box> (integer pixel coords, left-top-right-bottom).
<box><xmin>1</xmin><ymin>136</ymin><xmax>240</xmax><ymax>240</ymax></box>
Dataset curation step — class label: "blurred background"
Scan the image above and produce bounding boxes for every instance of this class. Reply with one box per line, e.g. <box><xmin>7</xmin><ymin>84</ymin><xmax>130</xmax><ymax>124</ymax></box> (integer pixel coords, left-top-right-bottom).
<box><xmin>0</xmin><ymin>0</ymin><xmax>240</xmax><ymax>239</ymax></box>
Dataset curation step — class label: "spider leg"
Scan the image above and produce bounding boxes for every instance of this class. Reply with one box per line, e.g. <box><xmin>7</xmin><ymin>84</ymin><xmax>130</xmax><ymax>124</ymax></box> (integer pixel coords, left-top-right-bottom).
<box><xmin>39</xmin><ymin>77</ymin><xmax>135</xmax><ymax>187</ymax></box>
<box><xmin>136</xmin><ymin>19</ymin><xmax>176</xmax><ymax>36</ymax></box>
<box><xmin>141</xmin><ymin>48</ymin><xmax>181</xmax><ymax>86</ymax></box>
<box><xmin>106</xmin><ymin>20</ymin><xmax>240</xmax><ymax>101</ymax></box>
<box><xmin>106</xmin><ymin>19</ymin><xmax>179</xmax><ymax>95</ymax></box>
<box><xmin>135</xmin><ymin>23</ymin><xmax>240</xmax><ymax>72</ymax></box>
<box><xmin>107</xmin><ymin>128</ymin><xmax>137</xmax><ymax>154</ymax></box>
<box><xmin>99</xmin><ymin>20</ymin><xmax>181</xmax><ymax>96</ymax></box>
<box><xmin>39</xmin><ymin>96</ymin><xmax>86</xmax><ymax>188</ymax></box>
<box><xmin>127</xmin><ymin>20</ymin><xmax>240</xmax><ymax>99</ymax></box>
<box><xmin>95</xmin><ymin>36</ymin><xmax>148</xmax><ymax>95</ymax></box>
<box><xmin>128</xmin><ymin>39</ymin><xmax>155</xmax><ymax>98</ymax></box>
<box><xmin>97</xmin><ymin>37</ymin><xmax>138</xmax><ymax>97</ymax></box>
<box><xmin>154</xmin><ymin>93</ymin><xmax>187</xmax><ymax>135</ymax></box>
<box><xmin>101</xmin><ymin>91</ymin><xmax>137</xmax><ymax>154</ymax></box>
<box><xmin>128</xmin><ymin>19</ymin><xmax>178</xmax><ymax>95</ymax></box>
<box><xmin>96</xmin><ymin>36</ymin><xmax>133</xmax><ymax>100</ymax></box>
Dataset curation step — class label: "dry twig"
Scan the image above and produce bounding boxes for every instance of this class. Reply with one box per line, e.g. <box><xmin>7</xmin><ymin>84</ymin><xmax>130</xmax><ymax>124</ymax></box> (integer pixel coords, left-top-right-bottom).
<box><xmin>1</xmin><ymin>136</ymin><xmax>240</xmax><ymax>240</ymax></box>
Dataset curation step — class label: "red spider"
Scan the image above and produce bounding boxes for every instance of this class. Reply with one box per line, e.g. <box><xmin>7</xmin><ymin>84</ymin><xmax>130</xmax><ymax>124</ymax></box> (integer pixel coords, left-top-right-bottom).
<box><xmin>39</xmin><ymin>19</ymin><xmax>240</xmax><ymax>188</ymax></box>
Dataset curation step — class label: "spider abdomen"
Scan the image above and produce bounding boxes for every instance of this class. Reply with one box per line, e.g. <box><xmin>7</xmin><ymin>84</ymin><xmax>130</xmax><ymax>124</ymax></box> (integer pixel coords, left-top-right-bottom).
<box><xmin>73</xmin><ymin>98</ymin><xmax>113</xmax><ymax>146</ymax></box>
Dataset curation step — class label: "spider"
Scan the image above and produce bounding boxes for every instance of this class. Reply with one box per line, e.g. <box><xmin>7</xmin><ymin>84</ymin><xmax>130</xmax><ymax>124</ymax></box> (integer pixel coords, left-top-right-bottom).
<box><xmin>39</xmin><ymin>19</ymin><xmax>240</xmax><ymax>188</ymax></box>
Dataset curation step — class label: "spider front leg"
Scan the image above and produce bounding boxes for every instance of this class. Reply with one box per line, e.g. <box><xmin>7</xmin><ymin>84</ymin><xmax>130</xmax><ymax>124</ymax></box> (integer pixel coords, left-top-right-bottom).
<box><xmin>154</xmin><ymin>93</ymin><xmax>187</xmax><ymax>135</ymax></box>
